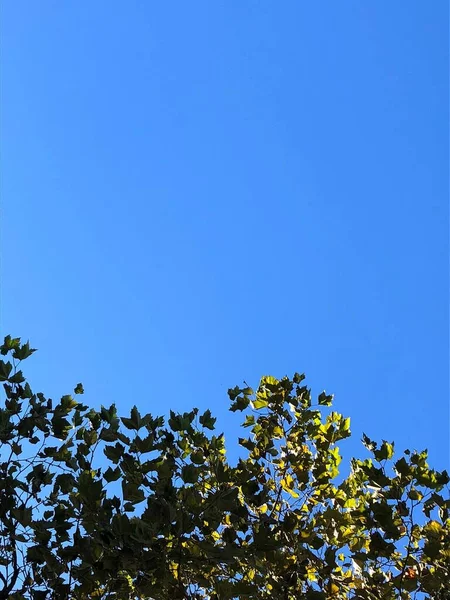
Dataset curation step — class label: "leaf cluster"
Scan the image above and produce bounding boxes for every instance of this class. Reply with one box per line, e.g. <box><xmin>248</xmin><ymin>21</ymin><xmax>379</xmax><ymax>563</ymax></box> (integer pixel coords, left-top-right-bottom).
<box><xmin>0</xmin><ymin>337</ymin><xmax>448</xmax><ymax>599</ymax></box>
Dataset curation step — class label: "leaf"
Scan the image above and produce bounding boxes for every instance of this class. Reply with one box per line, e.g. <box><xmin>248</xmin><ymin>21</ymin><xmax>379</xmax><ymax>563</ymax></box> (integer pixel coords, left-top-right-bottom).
<box><xmin>182</xmin><ymin>464</ymin><xmax>200</xmax><ymax>484</ymax></box>
<box><xmin>104</xmin><ymin>466</ymin><xmax>121</xmax><ymax>482</ymax></box>
<box><xmin>253</xmin><ymin>398</ymin><xmax>268</xmax><ymax>409</ymax></box>
<box><xmin>199</xmin><ymin>409</ymin><xmax>216</xmax><ymax>430</ymax></box>
<box><xmin>73</xmin><ymin>410</ymin><xmax>83</xmax><ymax>427</ymax></box>
<box><xmin>130</xmin><ymin>405</ymin><xmax>141</xmax><ymax>428</ymax></box>
<box><xmin>1</xmin><ymin>335</ymin><xmax>21</xmax><ymax>354</ymax></box>
<box><xmin>281</xmin><ymin>474</ymin><xmax>299</xmax><ymax>498</ymax></box>
<box><xmin>74</xmin><ymin>382</ymin><xmax>84</xmax><ymax>394</ymax></box>
<box><xmin>238</xmin><ymin>437</ymin><xmax>255</xmax><ymax>452</ymax></box>
<box><xmin>408</xmin><ymin>488</ymin><xmax>422</xmax><ymax>501</ymax></box>
<box><xmin>121</xmin><ymin>405</ymin><xmax>142</xmax><ymax>430</ymax></box>
<box><xmin>293</xmin><ymin>372</ymin><xmax>305</xmax><ymax>384</ymax></box>
<box><xmin>243</xmin><ymin>415</ymin><xmax>255</xmax><ymax>428</ymax></box>
<box><xmin>0</xmin><ymin>361</ymin><xmax>13</xmax><ymax>381</ymax></box>
<box><xmin>168</xmin><ymin>410</ymin><xmax>183</xmax><ymax>431</ymax></box>
<box><xmin>374</xmin><ymin>440</ymin><xmax>394</xmax><ymax>461</ymax></box>
<box><xmin>229</xmin><ymin>396</ymin><xmax>250</xmax><ymax>412</ymax></box>
<box><xmin>104</xmin><ymin>442</ymin><xmax>125</xmax><ymax>464</ymax></box>
<box><xmin>131</xmin><ymin>433</ymin><xmax>154</xmax><ymax>454</ymax></box>
<box><xmin>228</xmin><ymin>386</ymin><xmax>241</xmax><ymax>401</ymax></box>
<box><xmin>51</xmin><ymin>415</ymin><xmax>72</xmax><ymax>440</ymax></box>
<box><xmin>55</xmin><ymin>473</ymin><xmax>76</xmax><ymax>494</ymax></box>
<box><xmin>13</xmin><ymin>341</ymin><xmax>36</xmax><ymax>360</ymax></box>
<box><xmin>122</xmin><ymin>481</ymin><xmax>145</xmax><ymax>504</ymax></box>
<box><xmin>395</xmin><ymin>456</ymin><xmax>411</xmax><ymax>476</ymax></box>
<box><xmin>341</xmin><ymin>417</ymin><xmax>351</xmax><ymax>433</ymax></box>
<box><xmin>424</xmin><ymin>520</ymin><xmax>442</xmax><ymax>537</ymax></box>
<box><xmin>190</xmin><ymin>450</ymin><xmax>204</xmax><ymax>465</ymax></box>
<box><xmin>9</xmin><ymin>370</ymin><xmax>26</xmax><ymax>384</ymax></box>
<box><xmin>100</xmin><ymin>427</ymin><xmax>118</xmax><ymax>442</ymax></box>
<box><xmin>27</xmin><ymin>546</ymin><xmax>45</xmax><ymax>564</ymax></box>
<box><xmin>318</xmin><ymin>391</ymin><xmax>333</xmax><ymax>406</ymax></box>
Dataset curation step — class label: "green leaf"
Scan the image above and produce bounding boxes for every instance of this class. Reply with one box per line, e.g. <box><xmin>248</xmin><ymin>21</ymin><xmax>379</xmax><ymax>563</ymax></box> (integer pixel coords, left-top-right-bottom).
<box><xmin>130</xmin><ymin>433</ymin><xmax>154</xmax><ymax>453</ymax></box>
<box><xmin>293</xmin><ymin>372</ymin><xmax>305</xmax><ymax>384</ymax></box>
<box><xmin>73</xmin><ymin>410</ymin><xmax>83</xmax><ymax>427</ymax></box>
<box><xmin>318</xmin><ymin>391</ymin><xmax>333</xmax><ymax>406</ymax></box>
<box><xmin>0</xmin><ymin>361</ymin><xmax>13</xmax><ymax>381</ymax></box>
<box><xmin>168</xmin><ymin>410</ymin><xmax>182</xmax><ymax>431</ymax></box>
<box><xmin>199</xmin><ymin>409</ymin><xmax>216</xmax><ymax>430</ymax></box>
<box><xmin>104</xmin><ymin>442</ymin><xmax>125</xmax><ymax>464</ymax></box>
<box><xmin>51</xmin><ymin>415</ymin><xmax>72</xmax><ymax>439</ymax></box>
<box><xmin>9</xmin><ymin>370</ymin><xmax>25</xmax><ymax>384</ymax></box>
<box><xmin>55</xmin><ymin>473</ymin><xmax>76</xmax><ymax>494</ymax></box>
<box><xmin>100</xmin><ymin>427</ymin><xmax>118</xmax><ymax>442</ymax></box>
<box><xmin>362</xmin><ymin>433</ymin><xmax>377</xmax><ymax>451</ymax></box>
<box><xmin>2</xmin><ymin>335</ymin><xmax>21</xmax><ymax>354</ymax></box>
<box><xmin>11</xmin><ymin>442</ymin><xmax>21</xmax><ymax>455</ymax></box>
<box><xmin>243</xmin><ymin>415</ymin><xmax>255</xmax><ymax>428</ymax></box>
<box><xmin>104</xmin><ymin>466</ymin><xmax>122</xmax><ymax>483</ymax></box>
<box><xmin>182</xmin><ymin>464</ymin><xmax>200</xmax><ymax>484</ymax></box>
<box><xmin>238</xmin><ymin>437</ymin><xmax>255</xmax><ymax>452</ymax></box>
<box><xmin>374</xmin><ymin>440</ymin><xmax>395</xmax><ymax>461</ymax></box>
<box><xmin>130</xmin><ymin>405</ymin><xmax>142</xmax><ymax>429</ymax></box>
<box><xmin>27</xmin><ymin>546</ymin><xmax>45</xmax><ymax>564</ymax></box>
<box><xmin>101</xmin><ymin>404</ymin><xmax>117</xmax><ymax>424</ymax></box>
<box><xmin>229</xmin><ymin>396</ymin><xmax>250</xmax><ymax>412</ymax></box>
<box><xmin>408</xmin><ymin>488</ymin><xmax>422</xmax><ymax>501</ymax></box>
<box><xmin>190</xmin><ymin>450</ymin><xmax>204</xmax><ymax>465</ymax></box>
<box><xmin>122</xmin><ymin>481</ymin><xmax>145</xmax><ymax>504</ymax></box>
<box><xmin>121</xmin><ymin>417</ymin><xmax>136</xmax><ymax>430</ymax></box>
<box><xmin>395</xmin><ymin>456</ymin><xmax>411</xmax><ymax>476</ymax></box>
<box><xmin>12</xmin><ymin>341</ymin><xmax>36</xmax><ymax>360</ymax></box>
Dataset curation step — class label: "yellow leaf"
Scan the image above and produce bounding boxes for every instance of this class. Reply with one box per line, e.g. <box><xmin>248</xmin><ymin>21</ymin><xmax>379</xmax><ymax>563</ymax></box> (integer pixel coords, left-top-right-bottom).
<box><xmin>262</xmin><ymin>376</ymin><xmax>279</xmax><ymax>386</ymax></box>
<box><xmin>281</xmin><ymin>475</ymin><xmax>299</xmax><ymax>498</ymax></box>
<box><xmin>328</xmin><ymin>582</ymin><xmax>340</xmax><ymax>595</ymax></box>
<box><xmin>424</xmin><ymin>520</ymin><xmax>442</xmax><ymax>537</ymax></box>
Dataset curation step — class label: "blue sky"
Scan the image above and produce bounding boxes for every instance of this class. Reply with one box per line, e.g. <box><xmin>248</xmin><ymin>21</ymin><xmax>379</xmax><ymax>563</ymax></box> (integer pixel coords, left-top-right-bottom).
<box><xmin>1</xmin><ymin>2</ymin><xmax>448</xmax><ymax>470</ymax></box>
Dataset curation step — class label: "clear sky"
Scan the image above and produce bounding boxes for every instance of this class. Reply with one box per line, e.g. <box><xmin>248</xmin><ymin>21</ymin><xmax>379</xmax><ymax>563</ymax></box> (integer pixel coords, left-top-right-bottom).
<box><xmin>1</xmin><ymin>2</ymin><xmax>448</xmax><ymax>471</ymax></box>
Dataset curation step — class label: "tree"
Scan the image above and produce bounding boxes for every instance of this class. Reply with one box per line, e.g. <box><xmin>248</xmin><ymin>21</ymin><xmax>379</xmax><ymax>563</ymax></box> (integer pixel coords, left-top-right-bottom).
<box><xmin>0</xmin><ymin>335</ymin><xmax>449</xmax><ymax>599</ymax></box>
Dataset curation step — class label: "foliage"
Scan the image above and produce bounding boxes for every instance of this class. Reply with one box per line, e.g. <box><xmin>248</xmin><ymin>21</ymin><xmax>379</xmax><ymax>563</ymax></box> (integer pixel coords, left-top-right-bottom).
<box><xmin>0</xmin><ymin>335</ymin><xmax>449</xmax><ymax>599</ymax></box>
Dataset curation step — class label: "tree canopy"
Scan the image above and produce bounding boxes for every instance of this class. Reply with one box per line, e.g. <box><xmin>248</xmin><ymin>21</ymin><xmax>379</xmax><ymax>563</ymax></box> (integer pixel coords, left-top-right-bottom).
<box><xmin>0</xmin><ymin>335</ymin><xmax>449</xmax><ymax>599</ymax></box>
